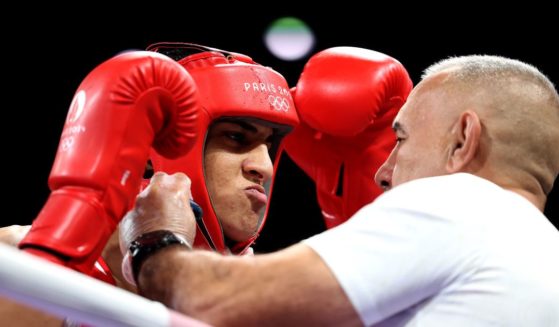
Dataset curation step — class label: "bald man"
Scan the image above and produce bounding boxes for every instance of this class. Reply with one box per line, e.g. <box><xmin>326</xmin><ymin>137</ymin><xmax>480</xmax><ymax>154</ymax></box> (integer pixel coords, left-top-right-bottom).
<box><xmin>120</xmin><ymin>55</ymin><xmax>559</xmax><ymax>326</ymax></box>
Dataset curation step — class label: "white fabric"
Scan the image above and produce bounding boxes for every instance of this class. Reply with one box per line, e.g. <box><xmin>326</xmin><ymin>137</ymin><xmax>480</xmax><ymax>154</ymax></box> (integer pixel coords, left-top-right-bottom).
<box><xmin>304</xmin><ymin>173</ymin><xmax>559</xmax><ymax>326</ymax></box>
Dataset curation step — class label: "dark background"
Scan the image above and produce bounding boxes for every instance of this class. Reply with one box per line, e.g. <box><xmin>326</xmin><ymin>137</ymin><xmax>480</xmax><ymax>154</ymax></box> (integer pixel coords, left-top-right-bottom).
<box><xmin>5</xmin><ymin>10</ymin><xmax>557</xmax><ymax>252</ymax></box>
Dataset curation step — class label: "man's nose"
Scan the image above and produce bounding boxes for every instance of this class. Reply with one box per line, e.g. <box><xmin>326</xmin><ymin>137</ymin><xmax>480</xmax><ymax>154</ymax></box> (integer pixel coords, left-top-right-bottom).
<box><xmin>374</xmin><ymin>159</ymin><xmax>393</xmax><ymax>191</ymax></box>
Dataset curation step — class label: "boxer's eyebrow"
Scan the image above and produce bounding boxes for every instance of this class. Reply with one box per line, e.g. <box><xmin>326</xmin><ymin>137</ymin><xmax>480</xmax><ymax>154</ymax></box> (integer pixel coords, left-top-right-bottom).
<box><xmin>217</xmin><ymin>119</ymin><xmax>258</xmax><ymax>134</ymax></box>
<box><xmin>232</xmin><ymin>121</ymin><xmax>258</xmax><ymax>133</ymax></box>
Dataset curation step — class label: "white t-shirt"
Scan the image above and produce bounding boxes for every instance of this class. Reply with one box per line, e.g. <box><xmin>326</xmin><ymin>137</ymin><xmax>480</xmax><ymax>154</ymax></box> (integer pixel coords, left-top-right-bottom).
<box><xmin>304</xmin><ymin>173</ymin><xmax>559</xmax><ymax>326</ymax></box>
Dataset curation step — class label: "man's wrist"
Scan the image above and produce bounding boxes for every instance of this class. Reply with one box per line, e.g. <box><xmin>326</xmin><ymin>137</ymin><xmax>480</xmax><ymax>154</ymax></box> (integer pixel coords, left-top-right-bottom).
<box><xmin>129</xmin><ymin>230</ymin><xmax>191</xmax><ymax>284</ymax></box>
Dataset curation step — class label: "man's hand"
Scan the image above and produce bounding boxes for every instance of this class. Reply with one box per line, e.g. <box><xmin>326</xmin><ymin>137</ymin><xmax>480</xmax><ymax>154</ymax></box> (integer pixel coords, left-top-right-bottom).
<box><xmin>119</xmin><ymin>172</ymin><xmax>197</xmax><ymax>255</ymax></box>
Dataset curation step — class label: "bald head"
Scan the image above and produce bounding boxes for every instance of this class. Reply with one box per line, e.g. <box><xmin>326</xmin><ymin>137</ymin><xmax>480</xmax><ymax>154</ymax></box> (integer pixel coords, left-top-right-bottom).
<box><xmin>423</xmin><ymin>55</ymin><xmax>559</xmax><ymax>195</ymax></box>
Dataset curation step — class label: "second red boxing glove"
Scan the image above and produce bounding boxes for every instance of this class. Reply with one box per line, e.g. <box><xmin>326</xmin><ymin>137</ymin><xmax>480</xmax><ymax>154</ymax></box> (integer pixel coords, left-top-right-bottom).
<box><xmin>284</xmin><ymin>47</ymin><xmax>413</xmax><ymax>228</ymax></box>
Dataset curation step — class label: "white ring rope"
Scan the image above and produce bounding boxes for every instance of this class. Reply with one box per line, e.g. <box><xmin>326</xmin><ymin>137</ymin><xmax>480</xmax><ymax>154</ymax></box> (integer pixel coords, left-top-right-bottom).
<box><xmin>0</xmin><ymin>243</ymin><xmax>210</xmax><ymax>327</ymax></box>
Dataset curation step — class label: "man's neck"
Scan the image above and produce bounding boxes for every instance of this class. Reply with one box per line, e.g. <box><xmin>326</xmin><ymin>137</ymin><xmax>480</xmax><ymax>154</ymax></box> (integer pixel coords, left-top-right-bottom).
<box><xmin>504</xmin><ymin>187</ymin><xmax>546</xmax><ymax>212</ymax></box>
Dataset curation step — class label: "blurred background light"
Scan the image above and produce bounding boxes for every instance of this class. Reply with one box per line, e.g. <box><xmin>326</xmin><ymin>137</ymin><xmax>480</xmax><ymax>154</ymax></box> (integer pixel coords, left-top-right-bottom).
<box><xmin>264</xmin><ymin>17</ymin><xmax>315</xmax><ymax>61</ymax></box>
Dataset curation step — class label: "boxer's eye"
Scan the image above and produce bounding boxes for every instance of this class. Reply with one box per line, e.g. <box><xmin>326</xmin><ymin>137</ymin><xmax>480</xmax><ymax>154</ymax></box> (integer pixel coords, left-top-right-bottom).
<box><xmin>226</xmin><ymin>131</ymin><xmax>247</xmax><ymax>145</ymax></box>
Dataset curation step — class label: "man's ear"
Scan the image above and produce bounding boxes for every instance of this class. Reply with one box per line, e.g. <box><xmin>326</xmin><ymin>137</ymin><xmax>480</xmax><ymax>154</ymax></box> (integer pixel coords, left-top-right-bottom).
<box><xmin>447</xmin><ymin>110</ymin><xmax>481</xmax><ymax>173</ymax></box>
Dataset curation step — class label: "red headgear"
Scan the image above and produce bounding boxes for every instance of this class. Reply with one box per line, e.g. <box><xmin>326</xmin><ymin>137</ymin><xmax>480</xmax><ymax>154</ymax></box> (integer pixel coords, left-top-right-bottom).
<box><xmin>146</xmin><ymin>43</ymin><xmax>299</xmax><ymax>254</ymax></box>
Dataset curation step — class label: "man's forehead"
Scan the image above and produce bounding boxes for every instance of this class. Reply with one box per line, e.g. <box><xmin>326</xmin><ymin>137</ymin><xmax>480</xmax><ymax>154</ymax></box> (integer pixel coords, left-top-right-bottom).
<box><xmin>392</xmin><ymin>70</ymin><xmax>462</xmax><ymax>135</ymax></box>
<box><xmin>393</xmin><ymin>100</ymin><xmax>413</xmax><ymax>131</ymax></box>
<box><xmin>392</xmin><ymin>84</ymin><xmax>434</xmax><ymax>132</ymax></box>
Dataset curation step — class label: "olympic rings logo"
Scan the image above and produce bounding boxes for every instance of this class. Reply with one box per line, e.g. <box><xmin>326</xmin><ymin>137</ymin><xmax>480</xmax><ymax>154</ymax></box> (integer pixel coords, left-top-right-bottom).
<box><xmin>61</xmin><ymin>137</ymin><xmax>74</xmax><ymax>152</ymax></box>
<box><xmin>268</xmin><ymin>95</ymin><xmax>289</xmax><ymax>112</ymax></box>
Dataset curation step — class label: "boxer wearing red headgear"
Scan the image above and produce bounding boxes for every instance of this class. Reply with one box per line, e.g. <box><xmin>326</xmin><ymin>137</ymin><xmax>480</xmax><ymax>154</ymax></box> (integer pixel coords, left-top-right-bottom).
<box><xmin>0</xmin><ymin>43</ymin><xmax>298</xmax><ymax>325</ymax></box>
<box><xmin>144</xmin><ymin>43</ymin><xmax>299</xmax><ymax>254</ymax></box>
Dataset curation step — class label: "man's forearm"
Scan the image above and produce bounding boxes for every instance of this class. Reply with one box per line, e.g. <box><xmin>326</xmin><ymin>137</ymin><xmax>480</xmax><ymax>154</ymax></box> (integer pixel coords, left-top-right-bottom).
<box><xmin>138</xmin><ymin>246</ymin><xmax>199</xmax><ymax>308</ymax></box>
<box><xmin>137</xmin><ymin>244</ymin><xmax>361</xmax><ymax>326</ymax></box>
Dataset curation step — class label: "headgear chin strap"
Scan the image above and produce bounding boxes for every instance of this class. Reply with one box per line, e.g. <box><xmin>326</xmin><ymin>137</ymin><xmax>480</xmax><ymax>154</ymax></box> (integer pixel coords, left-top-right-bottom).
<box><xmin>147</xmin><ymin>42</ymin><xmax>299</xmax><ymax>254</ymax></box>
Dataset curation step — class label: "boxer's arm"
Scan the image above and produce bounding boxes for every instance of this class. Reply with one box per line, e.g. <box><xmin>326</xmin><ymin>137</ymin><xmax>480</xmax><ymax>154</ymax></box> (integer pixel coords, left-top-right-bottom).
<box><xmin>138</xmin><ymin>243</ymin><xmax>361</xmax><ymax>326</ymax></box>
<box><xmin>0</xmin><ymin>225</ymin><xmax>30</xmax><ymax>247</ymax></box>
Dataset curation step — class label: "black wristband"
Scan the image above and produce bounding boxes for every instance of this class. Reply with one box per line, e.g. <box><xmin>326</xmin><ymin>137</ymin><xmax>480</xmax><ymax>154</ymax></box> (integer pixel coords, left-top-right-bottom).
<box><xmin>129</xmin><ymin>230</ymin><xmax>190</xmax><ymax>283</ymax></box>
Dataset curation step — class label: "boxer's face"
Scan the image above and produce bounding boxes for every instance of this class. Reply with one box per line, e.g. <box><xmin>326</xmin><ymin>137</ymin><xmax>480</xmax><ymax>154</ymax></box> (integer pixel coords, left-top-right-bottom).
<box><xmin>204</xmin><ymin>120</ymin><xmax>274</xmax><ymax>242</ymax></box>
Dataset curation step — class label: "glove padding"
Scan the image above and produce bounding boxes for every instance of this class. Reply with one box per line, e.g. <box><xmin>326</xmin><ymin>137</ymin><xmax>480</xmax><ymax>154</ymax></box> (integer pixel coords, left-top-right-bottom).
<box><xmin>284</xmin><ymin>47</ymin><xmax>413</xmax><ymax>227</ymax></box>
<box><xmin>20</xmin><ymin>51</ymin><xmax>201</xmax><ymax>274</ymax></box>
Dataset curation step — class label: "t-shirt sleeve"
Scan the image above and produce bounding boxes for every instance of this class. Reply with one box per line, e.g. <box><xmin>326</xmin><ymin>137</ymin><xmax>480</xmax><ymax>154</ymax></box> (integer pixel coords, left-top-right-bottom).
<box><xmin>303</xmin><ymin>177</ymin><xmax>479</xmax><ymax>326</ymax></box>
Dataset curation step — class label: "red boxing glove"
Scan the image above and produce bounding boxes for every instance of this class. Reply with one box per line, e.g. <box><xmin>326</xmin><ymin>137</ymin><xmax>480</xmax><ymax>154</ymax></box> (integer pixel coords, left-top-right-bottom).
<box><xmin>19</xmin><ymin>51</ymin><xmax>201</xmax><ymax>274</ymax></box>
<box><xmin>284</xmin><ymin>47</ymin><xmax>412</xmax><ymax>228</ymax></box>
